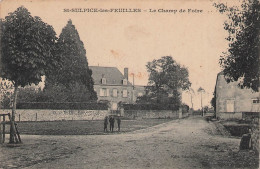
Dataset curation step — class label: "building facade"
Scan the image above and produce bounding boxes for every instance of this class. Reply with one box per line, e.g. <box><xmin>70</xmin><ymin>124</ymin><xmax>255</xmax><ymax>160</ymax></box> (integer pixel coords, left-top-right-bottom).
<box><xmin>89</xmin><ymin>66</ymin><xmax>145</xmax><ymax>110</ymax></box>
<box><xmin>215</xmin><ymin>72</ymin><xmax>260</xmax><ymax>119</ymax></box>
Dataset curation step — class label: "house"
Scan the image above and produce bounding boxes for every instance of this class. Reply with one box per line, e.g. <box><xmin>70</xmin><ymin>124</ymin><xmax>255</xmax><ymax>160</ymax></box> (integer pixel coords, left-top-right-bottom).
<box><xmin>89</xmin><ymin>66</ymin><xmax>145</xmax><ymax>110</ymax></box>
<box><xmin>215</xmin><ymin>72</ymin><xmax>260</xmax><ymax>119</ymax></box>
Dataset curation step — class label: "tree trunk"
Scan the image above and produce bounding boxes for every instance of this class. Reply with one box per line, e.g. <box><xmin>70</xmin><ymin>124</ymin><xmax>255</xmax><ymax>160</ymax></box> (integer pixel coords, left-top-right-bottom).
<box><xmin>190</xmin><ymin>95</ymin><xmax>193</xmax><ymax>110</ymax></box>
<box><xmin>12</xmin><ymin>85</ymin><xmax>18</xmax><ymax>121</ymax></box>
<box><xmin>9</xmin><ymin>84</ymin><xmax>18</xmax><ymax>143</ymax></box>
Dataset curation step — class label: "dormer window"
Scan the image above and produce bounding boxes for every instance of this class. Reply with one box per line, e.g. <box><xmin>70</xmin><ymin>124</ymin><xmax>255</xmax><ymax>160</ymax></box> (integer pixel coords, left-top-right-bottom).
<box><xmin>123</xmin><ymin>79</ymin><xmax>127</xmax><ymax>85</ymax></box>
<box><xmin>101</xmin><ymin>78</ymin><xmax>106</xmax><ymax>84</ymax></box>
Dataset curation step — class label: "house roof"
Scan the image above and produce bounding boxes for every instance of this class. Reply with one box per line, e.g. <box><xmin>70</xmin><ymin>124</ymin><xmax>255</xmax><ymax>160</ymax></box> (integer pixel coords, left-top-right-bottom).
<box><xmin>89</xmin><ymin>66</ymin><xmax>132</xmax><ymax>85</ymax></box>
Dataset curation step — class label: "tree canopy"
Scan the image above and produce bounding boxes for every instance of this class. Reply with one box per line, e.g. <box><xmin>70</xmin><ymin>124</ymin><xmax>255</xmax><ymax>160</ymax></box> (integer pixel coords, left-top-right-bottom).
<box><xmin>44</xmin><ymin>20</ymin><xmax>97</xmax><ymax>101</ymax></box>
<box><xmin>214</xmin><ymin>0</ymin><xmax>260</xmax><ymax>92</ymax></box>
<box><xmin>138</xmin><ymin>56</ymin><xmax>191</xmax><ymax>108</ymax></box>
<box><xmin>1</xmin><ymin>7</ymin><xmax>58</xmax><ymax>88</ymax></box>
<box><xmin>0</xmin><ymin>6</ymin><xmax>59</xmax><ymax>114</ymax></box>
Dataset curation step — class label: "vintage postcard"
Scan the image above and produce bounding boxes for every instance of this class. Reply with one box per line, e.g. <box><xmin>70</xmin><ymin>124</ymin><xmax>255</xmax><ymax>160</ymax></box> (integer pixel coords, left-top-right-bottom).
<box><xmin>0</xmin><ymin>0</ymin><xmax>259</xmax><ymax>168</ymax></box>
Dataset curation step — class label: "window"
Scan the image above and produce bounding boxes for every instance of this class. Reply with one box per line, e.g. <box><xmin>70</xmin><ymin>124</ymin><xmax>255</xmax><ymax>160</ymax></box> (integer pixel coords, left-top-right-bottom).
<box><xmin>100</xmin><ymin>88</ymin><xmax>109</xmax><ymax>97</ymax></box>
<box><xmin>252</xmin><ymin>99</ymin><xmax>260</xmax><ymax>104</ymax></box>
<box><xmin>123</xmin><ymin>79</ymin><xmax>127</xmax><ymax>85</ymax></box>
<box><xmin>101</xmin><ymin>78</ymin><xmax>106</xmax><ymax>84</ymax></box>
<box><xmin>100</xmin><ymin>88</ymin><xmax>105</xmax><ymax>96</ymax></box>
<box><xmin>113</xmin><ymin>89</ymin><xmax>118</xmax><ymax>97</ymax></box>
<box><xmin>106</xmin><ymin>89</ymin><xmax>110</xmax><ymax>97</ymax></box>
<box><xmin>111</xmin><ymin>102</ymin><xmax>118</xmax><ymax>110</ymax></box>
<box><xmin>226</xmin><ymin>100</ymin><xmax>235</xmax><ymax>112</ymax></box>
<box><xmin>123</xmin><ymin>89</ymin><xmax>127</xmax><ymax>98</ymax></box>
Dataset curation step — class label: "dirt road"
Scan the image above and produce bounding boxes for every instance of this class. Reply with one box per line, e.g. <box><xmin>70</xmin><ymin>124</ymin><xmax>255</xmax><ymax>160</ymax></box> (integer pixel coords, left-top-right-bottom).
<box><xmin>0</xmin><ymin>117</ymin><xmax>258</xmax><ymax>169</ymax></box>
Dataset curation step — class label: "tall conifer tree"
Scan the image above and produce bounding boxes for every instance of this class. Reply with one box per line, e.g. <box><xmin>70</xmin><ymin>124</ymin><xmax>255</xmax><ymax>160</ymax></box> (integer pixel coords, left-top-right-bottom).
<box><xmin>45</xmin><ymin>20</ymin><xmax>97</xmax><ymax>101</ymax></box>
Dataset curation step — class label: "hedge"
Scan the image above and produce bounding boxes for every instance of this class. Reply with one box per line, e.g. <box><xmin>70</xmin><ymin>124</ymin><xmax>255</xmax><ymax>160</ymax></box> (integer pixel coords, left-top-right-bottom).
<box><xmin>122</xmin><ymin>103</ymin><xmax>179</xmax><ymax>110</ymax></box>
<box><xmin>16</xmin><ymin>102</ymin><xmax>108</xmax><ymax>110</ymax></box>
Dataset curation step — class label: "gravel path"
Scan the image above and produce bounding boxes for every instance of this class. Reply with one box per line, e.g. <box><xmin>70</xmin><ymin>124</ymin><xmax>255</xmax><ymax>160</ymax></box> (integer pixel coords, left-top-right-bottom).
<box><xmin>0</xmin><ymin>116</ymin><xmax>258</xmax><ymax>169</ymax></box>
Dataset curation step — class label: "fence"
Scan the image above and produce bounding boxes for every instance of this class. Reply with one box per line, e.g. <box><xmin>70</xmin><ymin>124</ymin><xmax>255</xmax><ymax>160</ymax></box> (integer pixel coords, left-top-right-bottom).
<box><xmin>0</xmin><ymin>113</ymin><xmax>9</xmax><ymax>144</ymax></box>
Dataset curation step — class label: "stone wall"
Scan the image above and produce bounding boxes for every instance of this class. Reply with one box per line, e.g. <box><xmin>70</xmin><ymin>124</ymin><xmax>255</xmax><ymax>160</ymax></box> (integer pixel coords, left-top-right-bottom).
<box><xmin>219</xmin><ymin>112</ymin><xmax>243</xmax><ymax>120</ymax></box>
<box><xmin>0</xmin><ymin>109</ymin><xmax>109</xmax><ymax>121</ymax></box>
<box><xmin>251</xmin><ymin>124</ymin><xmax>259</xmax><ymax>153</ymax></box>
<box><xmin>0</xmin><ymin>109</ymin><xmax>189</xmax><ymax>121</ymax></box>
<box><xmin>123</xmin><ymin>110</ymin><xmax>188</xmax><ymax>119</ymax></box>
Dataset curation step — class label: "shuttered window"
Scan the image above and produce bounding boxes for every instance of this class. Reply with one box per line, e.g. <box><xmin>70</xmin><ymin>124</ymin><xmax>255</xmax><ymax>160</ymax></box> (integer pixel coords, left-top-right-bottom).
<box><xmin>106</xmin><ymin>89</ymin><xmax>110</xmax><ymax>97</ymax></box>
<box><xmin>113</xmin><ymin>89</ymin><xmax>118</xmax><ymax>97</ymax></box>
<box><xmin>123</xmin><ymin>89</ymin><xmax>127</xmax><ymax>98</ymax></box>
<box><xmin>100</xmin><ymin>88</ymin><xmax>109</xmax><ymax>97</ymax></box>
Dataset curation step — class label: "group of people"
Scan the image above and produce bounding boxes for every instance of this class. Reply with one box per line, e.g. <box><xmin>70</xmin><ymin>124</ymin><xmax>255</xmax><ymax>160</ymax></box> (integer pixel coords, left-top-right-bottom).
<box><xmin>104</xmin><ymin>116</ymin><xmax>121</xmax><ymax>132</ymax></box>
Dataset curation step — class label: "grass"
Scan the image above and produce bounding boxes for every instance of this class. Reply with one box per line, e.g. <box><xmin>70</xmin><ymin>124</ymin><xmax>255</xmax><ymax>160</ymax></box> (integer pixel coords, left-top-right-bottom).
<box><xmin>14</xmin><ymin>118</ymin><xmax>173</xmax><ymax>135</ymax></box>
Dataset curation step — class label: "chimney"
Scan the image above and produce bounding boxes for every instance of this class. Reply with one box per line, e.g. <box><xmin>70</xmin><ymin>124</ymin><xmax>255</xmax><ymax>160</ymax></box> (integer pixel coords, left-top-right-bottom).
<box><xmin>124</xmin><ymin>68</ymin><xmax>128</xmax><ymax>80</ymax></box>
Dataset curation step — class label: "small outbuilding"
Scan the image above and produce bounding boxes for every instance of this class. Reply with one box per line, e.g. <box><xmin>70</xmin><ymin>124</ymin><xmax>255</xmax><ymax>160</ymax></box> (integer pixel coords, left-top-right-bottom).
<box><xmin>215</xmin><ymin>72</ymin><xmax>259</xmax><ymax>120</ymax></box>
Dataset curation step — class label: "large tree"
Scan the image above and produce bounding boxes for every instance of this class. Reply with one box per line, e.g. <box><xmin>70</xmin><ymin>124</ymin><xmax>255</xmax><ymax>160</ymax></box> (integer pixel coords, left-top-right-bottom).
<box><xmin>45</xmin><ymin>20</ymin><xmax>97</xmax><ymax>101</ymax></box>
<box><xmin>214</xmin><ymin>0</ymin><xmax>260</xmax><ymax>92</ymax></box>
<box><xmin>0</xmin><ymin>6</ymin><xmax>59</xmax><ymax>143</ymax></box>
<box><xmin>140</xmin><ymin>56</ymin><xmax>191</xmax><ymax>108</ymax></box>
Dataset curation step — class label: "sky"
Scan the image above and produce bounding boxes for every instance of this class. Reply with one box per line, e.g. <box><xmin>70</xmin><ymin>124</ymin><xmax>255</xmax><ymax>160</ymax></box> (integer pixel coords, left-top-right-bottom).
<box><xmin>0</xmin><ymin>0</ymin><xmax>236</xmax><ymax>109</ymax></box>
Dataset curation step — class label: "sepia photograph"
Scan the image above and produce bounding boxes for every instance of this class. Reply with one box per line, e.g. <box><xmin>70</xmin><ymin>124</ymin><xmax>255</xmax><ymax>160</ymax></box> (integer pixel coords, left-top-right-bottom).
<box><xmin>0</xmin><ymin>0</ymin><xmax>259</xmax><ymax>168</ymax></box>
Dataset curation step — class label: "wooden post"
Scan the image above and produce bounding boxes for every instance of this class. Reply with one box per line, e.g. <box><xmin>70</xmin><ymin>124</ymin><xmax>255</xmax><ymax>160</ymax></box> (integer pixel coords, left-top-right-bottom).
<box><xmin>36</xmin><ymin>113</ymin><xmax>37</xmax><ymax>121</ymax></box>
<box><xmin>8</xmin><ymin>113</ymin><xmax>15</xmax><ymax>143</ymax></box>
<box><xmin>0</xmin><ymin>116</ymin><xmax>2</xmax><ymax>144</ymax></box>
<box><xmin>3</xmin><ymin>115</ymin><xmax>5</xmax><ymax>143</ymax></box>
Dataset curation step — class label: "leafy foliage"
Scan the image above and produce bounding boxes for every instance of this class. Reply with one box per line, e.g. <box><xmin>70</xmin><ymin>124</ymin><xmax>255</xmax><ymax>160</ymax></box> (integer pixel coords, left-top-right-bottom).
<box><xmin>210</xmin><ymin>89</ymin><xmax>216</xmax><ymax>112</ymax></box>
<box><xmin>43</xmin><ymin>83</ymin><xmax>95</xmax><ymax>102</ymax></box>
<box><xmin>1</xmin><ymin>6</ymin><xmax>59</xmax><ymax>87</ymax></box>
<box><xmin>138</xmin><ymin>56</ymin><xmax>191</xmax><ymax>108</ymax></box>
<box><xmin>17</xmin><ymin>88</ymin><xmax>41</xmax><ymax>103</ymax></box>
<box><xmin>45</xmin><ymin>20</ymin><xmax>97</xmax><ymax>101</ymax></box>
<box><xmin>0</xmin><ymin>80</ymin><xmax>14</xmax><ymax>109</ymax></box>
<box><xmin>214</xmin><ymin>0</ymin><xmax>260</xmax><ymax>92</ymax></box>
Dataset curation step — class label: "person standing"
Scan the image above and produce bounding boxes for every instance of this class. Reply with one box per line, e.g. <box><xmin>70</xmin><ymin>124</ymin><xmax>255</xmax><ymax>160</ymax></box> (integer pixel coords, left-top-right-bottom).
<box><xmin>111</xmin><ymin>116</ymin><xmax>115</xmax><ymax>132</ymax></box>
<box><xmin>104</xmin><ymin>116</ymin><xmax>108</xmax><ymax>132</ymax></box>
<box><xmin>109</xmin><ymin>116</ymin><xmax>112</xmax><ymax>131</ymax></box>
<box><xmin>117</xmin><ymin>117</ymin><xmax>121</xmax><ymax>132</ymax></box>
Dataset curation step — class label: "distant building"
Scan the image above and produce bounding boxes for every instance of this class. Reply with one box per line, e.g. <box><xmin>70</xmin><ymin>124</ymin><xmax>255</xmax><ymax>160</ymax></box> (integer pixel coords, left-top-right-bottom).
<box><xmin>215</xmin><ymin>72</ymin><xmax>260</xmax><ymax>119</ymax></box>
<box><xmin>89</xmin><ymin>66</ymin><xmax>145</xmax><ymax>110</ymax></box>
<box><xmin>0</xmin><ymin>65</ymin><xmax>146</xmax><ymax>110</ymax></box>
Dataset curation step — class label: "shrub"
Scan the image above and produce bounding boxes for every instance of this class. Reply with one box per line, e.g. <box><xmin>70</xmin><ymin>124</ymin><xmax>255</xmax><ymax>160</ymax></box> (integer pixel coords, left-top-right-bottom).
<box><xmin>122</xmin><ymin>103</ymin><xmax>179</xmax><ymax>111</ymax></box>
